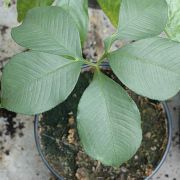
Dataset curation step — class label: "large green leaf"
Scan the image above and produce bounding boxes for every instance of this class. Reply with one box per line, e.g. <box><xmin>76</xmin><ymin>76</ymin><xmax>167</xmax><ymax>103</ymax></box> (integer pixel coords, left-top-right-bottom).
<box><xmin>12</xmin><ymin>7</ymin><xmax>82</xmax><ymax>58</ymax></box>
<box><xmin>17</xmin><ymin>0</ymin><xmax>54</xmax><ymax>22</ymax></box>
<box><xmin>1</xmin><ymin>51</ymin><xmax>82</xmax><ymax>115</ymax></box>
<box><xmin>56</xmin><ymin>0</ymin><xmax>88</xmax><ymax>44</ymax></box>
<box><xmin>77</xmin><ymin>72</ymin><xmax>142</xmax><ymax>166</ymax></box>
<box><xmin>97</xmin><ymin>0</ymin><xmax>121</xmax><ymax>27</ymax></box>
<box><xmin>117</xmin><ymin>0</ymin><xmax>168</xmax><ymax>40</ymax></box>
<box><xmin>104</xmin><ymin>0</ymin><xmax>168</xmax><ymax>51</ymax></box>
<box><xmin>109</xmin><ymin>37</ymin><xmax>180</xmax><ymax>101</ymax></box>
<box><xmin>165</xmin><ymin>0</ymin><xmax>180</xmax><ymax>42</ymax></box>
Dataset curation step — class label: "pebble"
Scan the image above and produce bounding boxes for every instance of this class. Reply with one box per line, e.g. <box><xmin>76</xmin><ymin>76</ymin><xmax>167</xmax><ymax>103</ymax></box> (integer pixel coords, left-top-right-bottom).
<box><xmin>145</xmin><ymin>132</ymin><xmax>151</xmax><ymax>139</ymax></box>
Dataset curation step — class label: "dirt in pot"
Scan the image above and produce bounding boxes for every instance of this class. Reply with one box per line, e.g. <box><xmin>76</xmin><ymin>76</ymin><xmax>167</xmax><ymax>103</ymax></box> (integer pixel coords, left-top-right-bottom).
<box><xmin>38</xmin><ymin>70</ymin><xmax>168</xmax><ymax>180</ymax></box>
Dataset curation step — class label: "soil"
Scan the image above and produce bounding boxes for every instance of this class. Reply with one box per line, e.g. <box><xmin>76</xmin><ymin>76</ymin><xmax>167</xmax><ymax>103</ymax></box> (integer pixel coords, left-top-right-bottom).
<box><xmin>38</xmin><ymin>70</ymin><xmax>168</xmax><ymax>180</ymax></box>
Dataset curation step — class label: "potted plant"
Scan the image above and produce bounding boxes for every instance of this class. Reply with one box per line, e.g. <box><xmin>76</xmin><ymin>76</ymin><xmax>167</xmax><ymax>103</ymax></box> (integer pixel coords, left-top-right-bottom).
<box><xmin>1</xmin><ymin>0</ymin><xmax>179</xmax><ymax>179</ymax></box>
<box><xmin>34</xmin><ymin>71</ymin><xmax>173</xmax><ymax>179</ymax></box>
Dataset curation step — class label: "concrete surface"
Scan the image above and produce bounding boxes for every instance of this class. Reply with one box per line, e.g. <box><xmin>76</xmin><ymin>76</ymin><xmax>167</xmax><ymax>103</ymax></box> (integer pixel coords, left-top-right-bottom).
<box><xmin>152</xmin><ymin>95</ymin><xmax>180</xmax><ymax>180</ymax></box>
<box><xmin>0</xmin><ymin>2</ymin><xmax>52</xmax><ymax>180</ymax></box>
<box><xmin>0</xmin><ymin>2</ymin><xmax>180</xmax><ymax>180</ymax></box>
<box><xmin>0</xmin><ymin>115</ymin><xmax>52</xmax><ymax>180</ymax></box>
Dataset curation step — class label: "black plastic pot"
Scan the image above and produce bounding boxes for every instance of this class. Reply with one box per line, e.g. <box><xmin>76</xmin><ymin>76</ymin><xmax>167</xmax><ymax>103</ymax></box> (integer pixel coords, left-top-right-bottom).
<box><xmin>34</xmin><ymin>82</ymin><xmax>172</xmax><ymax>180</ymax></box>
<box><xmin>145</xmin><ymin>102</ymin><xmax>172</xmax><ymax>180</ymax></box>
<box><xmin>34</xmin><ymin>104</ymin><xmax>172</xmax><ymax>180</ymax></box>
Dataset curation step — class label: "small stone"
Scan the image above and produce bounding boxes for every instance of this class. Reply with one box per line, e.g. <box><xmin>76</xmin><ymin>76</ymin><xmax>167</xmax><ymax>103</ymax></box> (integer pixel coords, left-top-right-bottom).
<box><xmin>134</xmin><ymin>155</ymin><xmax>138</xmax><ymax>160</ymax></box>
<box><xmin>145</xmin><ymin>166</ymin><xmax>153</xmax><ymax>176</ymax></box>
<box><xmin>121</xmin><ymin>167</ymin><xmax>127</xmax><ymax>173</ymax></box>
<box><xmin>68</xmin><ymin>111</ymin><xmax>73</xmax><ymax>115</ymax></box>
<box><xmin>151</xmin><ymin>146</ymin><xmax>157</xmax><ymax>151</ymax></box>
<box><xmin>154</xmin><ymin>139</ymin><xmax>158</xmax><ymax>143</ymax></box>
<box><xmin>92</xmin><ymin>167</ymin><xmax>96</xmax><ymax>172</ymax></box>
<box><xmin>67</xmin><ymin>129</ymin><xmax>76</xmax><ymax>144</ymax></box>
<box><xmin>75</xmin><ymin>168</ymin><xmax>90</xmax><ymax>180</ymax></box>
<box><xmin>68</xmin><ymin>116</ymin><xmax>75</xmax><ymax>125</ymax></box>
<box><xmin>145</xmin><ymin>132</ymin><xmax>151</xmax><ymax>139</ymax></box>
<box><xmin>73</xmin><ymin>93</ymin><xmax>77</xmax><ymax>98</ymax></box>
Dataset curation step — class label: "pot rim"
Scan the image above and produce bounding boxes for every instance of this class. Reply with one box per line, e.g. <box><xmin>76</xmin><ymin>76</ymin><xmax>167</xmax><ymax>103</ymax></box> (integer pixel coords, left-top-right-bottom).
<box><xmin>145</xmin><ymin>102</ymin><xmax>172</xmax><ymax>180</ymax></box>
<box><xmin>34</xmin><ymin>102</ymin><xmax>172</xmax><ymax>180</ymax></box>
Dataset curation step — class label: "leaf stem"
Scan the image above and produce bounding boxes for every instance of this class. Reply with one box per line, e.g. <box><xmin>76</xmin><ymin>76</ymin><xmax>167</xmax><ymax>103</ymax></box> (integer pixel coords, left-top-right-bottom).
<box><xmin>164</xmin><ymin>29</ymin><xmax>170</xmax><ymax>38</ymax></box>
<box><xmin>97</xmin><ymin>52</ymin><xmax>108</xmax><ymax>65</ymax></box>
<box><xmin>77</xmin><ymin>59</ymin><xmax>100</xmax><ymax>71</ymax></box>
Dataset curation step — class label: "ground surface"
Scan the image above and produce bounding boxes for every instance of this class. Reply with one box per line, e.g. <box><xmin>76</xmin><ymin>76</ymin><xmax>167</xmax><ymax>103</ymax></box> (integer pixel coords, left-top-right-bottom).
<box><xmin>0</xmin><ymin>2</ymin><xmax>180</xmax><ymax>180</ymax></box>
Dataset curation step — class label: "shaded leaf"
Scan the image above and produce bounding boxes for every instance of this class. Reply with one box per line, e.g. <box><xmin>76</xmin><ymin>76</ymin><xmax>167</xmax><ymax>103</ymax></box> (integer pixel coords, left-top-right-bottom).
<box><xmin>1</xmin><ymin>51</ymin><xmax>82</xmax><ymax>115</ymax></box>
<box><xmin>104</xmin><ymin>0</ymin><xmax>168</xmax><ymax>51</ymax></box>
<box><xmin>56</xmin><ymin>0</ymin><xmax>88</xmax><ymax>44</ymax></box>
<box><xmin>165</xmin><ymin>0</ymin><xmax>180</xmax><ymax>42</ymax></box>
<box><xmin>109</xmin><ymin>37</ymin><xmax>180</xmax><ymax>100</ymax></box>
<box><xmin>17</xmin><ymin>0</ymin><xmax>54</xmax><ymax>22</ymax></box>
<box><xmin>97</xmin><ymin>0</ymin><xmax>121</xmax><ymax>27</ymax></box>
<box><xmin>77</xmin><ymin>72</ymin><xmax>142</xmax><ymax>166</ymax></box>
<box><xmin>12</xmin><ymin>7</ymin><xmax>82</xmax><ymax>58</ymax></box>
<box><xmin>117</xmin><ymin>0</ymin><xmax>168</xmax><ymax>40</ymax></box>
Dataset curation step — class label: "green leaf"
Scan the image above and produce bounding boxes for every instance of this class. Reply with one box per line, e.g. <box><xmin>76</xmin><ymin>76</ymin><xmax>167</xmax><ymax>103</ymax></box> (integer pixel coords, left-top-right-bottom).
<box><xmin>12</xmin><ymin>7</ymin><xmax>82</xmax><ymax>58</ymax></box>
<box><xmin>165</xmin><ymin>0</ymin><xmax>180</xmax><ymax>42</ymax></box>
<box><xmin>104</xmin><ymin>0</ymin><xmax>168</xmax><ymax>51</ymax></box>
<box><xmin>77</xmin><ymin>72</ymin><xmax>142</xmax><ymax>166</ymax></box>
<box><xmin>56</xmin><ymin>0</ymin><xmax>88</xmax><ymax>44</ymax></box>
<box><xmin>117</xmin><ymin>0</ymin><xmax>168</xmax><ymax>40</ymax></box>
<box><xmin>17</xmin><ymin>0</ymin><xmax>54</xmax><ymax>22</ymax></box>
<box><xmin>97</xmin><ymin>0</ymin><xmax>121</xmax><ymax>27</ymax></box>
<box><xmin>1</xmin><ymin>51</ymin><xmax>82</xmax><ymax>115</ymax></box>
<box><xmin>109</xmin><ymin>37</ymin><xmax>180</xmax><ymax>101</ymax></box>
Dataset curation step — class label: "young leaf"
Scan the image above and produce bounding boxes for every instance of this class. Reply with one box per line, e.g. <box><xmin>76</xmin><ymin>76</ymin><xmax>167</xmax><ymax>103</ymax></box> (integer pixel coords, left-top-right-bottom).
<box><xmin>1</xmin><ymin>51</ymin><xmax>82</xmax><ymax>115</ymax></box>
<box><xmin>17</xmin><ymin>0</ymin><xmax>54</xmax><ymax>22</ymax></box>
<box><xmin>97</xmin><ymin>0</ymin><xmax>121</xmax><ymax>27</ymax></box>
<box><xmin>77</xmin><ymin>72</ymin><xmax>142</xmax><ymax>166</ymax></box>
<box><xmin>12</xmin><ymin>7</ymin><xmax>82</xmax><ymax>58</ymax></box>
<box><xmin>104</xmin><ymin>0</ymin><xmax>168</xmax><ymax>51</ymax></box>
<box><xmin>56</xmin><ymin>0</ymin><xmax>88</xmax><ymax>44</ymax></box>
<box><xmin>165</xmin><ymin>0</ymin><xmax>180</xmax><ymax>42</ymax></box>
<box><xmin>109</xmin><ymin>37</ymin><xmax>180</xmax><ymax>101</ymax></box>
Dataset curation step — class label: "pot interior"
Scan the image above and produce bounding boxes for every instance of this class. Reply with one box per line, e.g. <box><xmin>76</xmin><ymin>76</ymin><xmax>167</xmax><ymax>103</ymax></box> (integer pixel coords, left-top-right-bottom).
<box><xmin>37</xmin><ymin>71</ymin><xmax>168</xmax><ymax>180</ymax></box>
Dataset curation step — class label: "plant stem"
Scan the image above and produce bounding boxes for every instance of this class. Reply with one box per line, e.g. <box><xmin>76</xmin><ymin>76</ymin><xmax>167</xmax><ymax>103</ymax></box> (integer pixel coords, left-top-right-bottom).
<box><xmin>97</xmin><ymin>52</ymin><xmax>108</xmax><ymax>65</ymax></box>
<box><xmin>78</xmin><ymin>59</ymin><xmax>100</xmax><ymax>71</ymax></box>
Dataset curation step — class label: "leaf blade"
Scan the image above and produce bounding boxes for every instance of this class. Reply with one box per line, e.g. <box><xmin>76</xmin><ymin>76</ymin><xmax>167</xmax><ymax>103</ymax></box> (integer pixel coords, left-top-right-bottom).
<box><xmin>117</xmin><ymin>0</ymin><xmax>168</xmax><ymax>41</ymax></box>
<box><xmin>97</xmin><ymin>0</ymin><xmax>121</xmax><ymax>27</ymax></box>
<box><xmin>56</xmin><ymin>0</ymin><xmax>89</xmax><ymax>44</ymax></box>
<box><xmin>77</xmin><ymin>72</ymin><xmax>142</xmax><ymax>166</ymax></box>
<box><xmin>1</xmin><ymin>51</ymin><xmax>82</xmax><ymax>115</ymax></box>
<box><xmin>17</xmin><ymin>0</ymin><xmax>54</xmax><ymax>22</ymax></box>
<box><xmin>109</xmin><ymin>37</ymin><xmax>180</xmax><ymax>100</ymax></box>
<box><xmin>12</xmin><ymin>7</ymin><xmax>82</xmax><ymax>58</ymax></box>
<box><xmin>104</xmin><ymin>0</ymin><xmax>168</xmax><ymax>51</ymax></box>
<box><xmin>165</xmin><ymin>0</ymin><xmax>180</xmax><ymax>42</ymax></box>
